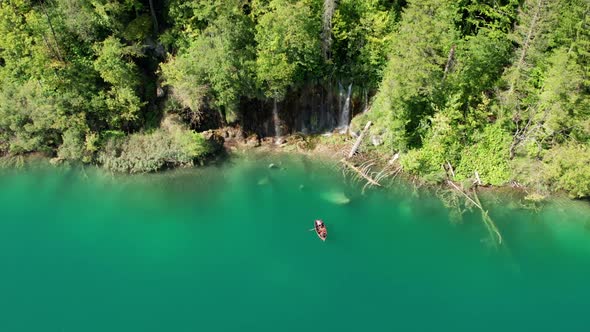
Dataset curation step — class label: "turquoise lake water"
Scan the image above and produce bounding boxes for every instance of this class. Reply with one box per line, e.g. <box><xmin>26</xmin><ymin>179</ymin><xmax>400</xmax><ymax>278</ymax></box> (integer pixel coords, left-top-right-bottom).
<box><xmin>0</xmin><ymin>154</ymin><xmax>589</xmax><ymax>331</ymax></box>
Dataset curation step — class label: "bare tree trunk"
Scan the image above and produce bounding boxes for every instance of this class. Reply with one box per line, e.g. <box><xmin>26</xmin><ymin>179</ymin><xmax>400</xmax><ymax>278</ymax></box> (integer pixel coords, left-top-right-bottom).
<box><xmin>348</xmin><ymin>121</ymin><xmax>371</xmax><ymax>158</ymax></box>
<box><xmin>40</xmin><ymin>0</ymin><xmax>63</xmax><ymax>62</ymax></box>
<box><xmin>442</xmin><ymin>45</ymin><xmax>456</xmax><ymax>81</ymax></box>
<box><xmin>321</xmin><ymin>0</ymin><xmax>336</xmax><ymax>61</ymax></box>
<box><xmin>508</xmin><ymin>0</ymin><xmax>545</xmax><ymax>95</ymax></box>
<box><xmin>148</xmin><ymin>0</ymin><xmax>159</xmax><ymax>35</ymax></box>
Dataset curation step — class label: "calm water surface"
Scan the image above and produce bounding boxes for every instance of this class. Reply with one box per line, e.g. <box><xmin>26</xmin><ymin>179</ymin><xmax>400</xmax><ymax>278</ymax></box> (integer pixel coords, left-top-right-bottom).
<box><xmin>0</xmin><ymin>154</ymin><xmax>589</xmax><ymax>331</ymax></box>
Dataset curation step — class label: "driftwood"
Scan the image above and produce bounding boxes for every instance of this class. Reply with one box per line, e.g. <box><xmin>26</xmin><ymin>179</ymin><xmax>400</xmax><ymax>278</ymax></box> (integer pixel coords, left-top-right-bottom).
<box><xmin>388</xmin><ymin>152</ymin><xmax>400</xmax><ymax>165</ymax></box>
<box><xmin>442</xmin><ymin>160</ymin><xmax>455</xmax><ymax>178</ymax></box>
<box><xmin>446</xmin><ymin>180</ymin><xmax>503</xmax><ymax>245</ymax></box>
<box><xmin>472</xmin><ymin>189</ymin><xmax>503</xmax><ymax>245</ymax></box>
<box><xmin>474</xmin><ymin>171</ymin><xmax>482</xmax><ymax>186</ymax></box>
<box><xmin>348</xmin><ymin>121</ymin><xmax>372</xmax><ymax>158</ymax></box>
<box><xmin>341</xmin><ymin>159</ymin><xmax>381</xmax><ymax>187</ymax></box>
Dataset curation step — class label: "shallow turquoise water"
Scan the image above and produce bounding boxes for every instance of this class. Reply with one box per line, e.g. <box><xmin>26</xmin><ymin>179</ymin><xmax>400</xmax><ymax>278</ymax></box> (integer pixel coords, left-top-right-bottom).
<box><xmin>1</xmin><ymin>155</ymin><xmax>589</xmax><ymax>331</ymax></box>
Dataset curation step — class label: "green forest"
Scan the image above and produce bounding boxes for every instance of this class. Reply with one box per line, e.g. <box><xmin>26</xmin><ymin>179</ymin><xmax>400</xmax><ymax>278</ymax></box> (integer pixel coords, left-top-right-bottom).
<box><xmin>0</xmin><ymin>0</ymin><xmax>589</xmax><ymax>197</ymax></box>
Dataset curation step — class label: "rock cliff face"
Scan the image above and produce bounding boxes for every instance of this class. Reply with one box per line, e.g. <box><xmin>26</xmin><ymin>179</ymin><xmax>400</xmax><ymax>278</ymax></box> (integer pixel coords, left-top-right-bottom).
<box><xmin>237</xmin><ymin>83</ymin><xmax>364</xmax><ymax>138</ymax></box>
<box><xmin>200</xmin><ymin>130</ymin><xmax>225</xmax><ymax>153</ymax></box>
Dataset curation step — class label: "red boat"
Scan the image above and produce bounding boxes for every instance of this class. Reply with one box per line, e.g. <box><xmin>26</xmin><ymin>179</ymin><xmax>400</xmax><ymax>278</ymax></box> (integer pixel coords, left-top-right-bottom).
<box><xmin>314</xmin><ymin>219</ymin><xmax>327</xmax><ymax>241</ymax></box>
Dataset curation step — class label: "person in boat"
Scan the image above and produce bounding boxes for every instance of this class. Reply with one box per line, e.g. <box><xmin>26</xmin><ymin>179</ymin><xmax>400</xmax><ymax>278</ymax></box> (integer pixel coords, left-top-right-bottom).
<box><xmin>318</xmin><ymin>224</ymin><xmax>327</xmax><ymax>237</ymax></box>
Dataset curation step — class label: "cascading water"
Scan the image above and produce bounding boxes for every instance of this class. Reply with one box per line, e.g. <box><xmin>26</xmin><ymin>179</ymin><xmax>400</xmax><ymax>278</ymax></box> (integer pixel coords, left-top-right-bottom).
<box><xmin>339</xmin><ymin>83</ymin><xmax>352</xmax><ymax>132</ymax></box>
<box><xmin>272</xmin><ymin>99</ymin><xmax>282</xmax><ymax>143</ymax></box>
<box><xmin>338</xmin><ymin>82</ymin><xmax>343</xmax><ymax>110</ymax></box>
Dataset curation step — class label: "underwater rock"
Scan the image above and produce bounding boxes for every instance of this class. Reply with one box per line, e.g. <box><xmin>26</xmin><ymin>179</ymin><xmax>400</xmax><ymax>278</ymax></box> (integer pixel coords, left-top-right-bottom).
<box><xmin>201</xmin><ymin>130</ymin><xmax>225</xmax><ymax>152</ymax></box>
<box><xmin>257</xmin><ymin>177</ymin><xmax>270</xmax><ymax>185</ymax></box>
<box><xmin>321</xmin><ymin>191</ymin><xmax>351</xmax><ymax>205</ymax></box>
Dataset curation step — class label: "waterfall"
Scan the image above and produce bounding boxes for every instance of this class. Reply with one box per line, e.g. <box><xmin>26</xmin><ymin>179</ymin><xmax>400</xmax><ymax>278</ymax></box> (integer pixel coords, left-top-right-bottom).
<box><xmin>273</xmin><ymin>99</ymin><xmax>282</xmax><ymax>142</ymax></box>
<box><xmin>338</xmin><ymin>82</ymin><xmax>344</xmax><ymax>112</ymax></box>
<box><xmin>339</xmin><ymin>83</ymin><xmax>352</xmax><ymax>132</ymax></box>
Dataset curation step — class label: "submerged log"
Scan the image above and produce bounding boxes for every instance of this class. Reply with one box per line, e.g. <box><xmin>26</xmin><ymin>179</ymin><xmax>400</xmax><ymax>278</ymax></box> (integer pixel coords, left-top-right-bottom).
<box><xmin>341</xmin><ymin>158</ymin><xmax>381</xmax><ymax>187</ymax></box>
<box><xmin>446</xmin><ymin>180</ymin><xmax>503</xmax><ymax>245</ymax></box>
<box><xmin>348</xmin><ymin>121</ymin><xmax>372</xmax><ymax>158</ymax></box>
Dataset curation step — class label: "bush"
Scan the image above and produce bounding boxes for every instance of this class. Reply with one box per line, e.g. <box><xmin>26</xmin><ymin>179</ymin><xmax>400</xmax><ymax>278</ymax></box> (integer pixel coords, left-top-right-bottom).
<box><xmin>542</xmin><ymin>143</ymin><xmax>590</xmax><ymax>198</ymax></box>
<box><xmin>455</xmin><ymin>125</ymin><xmax>511</xmax><ymax>185</ymax></box>
<box><xmin>399</xmin><ymin>112</ymin><xmax>463</xmax><ymax>184</ymax></box>
<box><xmin>400</xmin><ymin>149</ymin><xmax>447</xmax><ymax>184</ymax></box>
<box><xmin>97</xmin><ymin>123</ymin><xmax>212</xmax><ymax>173</ymax></box>
<box><xmin>57</xmin><ymin>129</ymin><xmax>85</xmax><ymax>161</ymax></box>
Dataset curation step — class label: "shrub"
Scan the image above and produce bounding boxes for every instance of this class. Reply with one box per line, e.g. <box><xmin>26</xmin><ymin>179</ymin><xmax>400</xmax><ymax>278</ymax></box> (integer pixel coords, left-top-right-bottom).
<box><xmin>57</xmin><ymin>129</ymin><xmax>85</xmax><ymax>161</ymax></box>
<box><xmin>542</xmin><ymin>143</ymin><xmax>590</xmax><ymax>198</ymax></box>
<box><xmin>455</xmin><ymin>124</ymin><xmax>511</xmax><ymax>185</ymax></box>
<box><xmin>97</xmin><ymin>122</ymin><xmax>212</xmax><ymax>173</ymax></box>
<box><xmin>399</xmin><ymin>112</ymin><xmax>463</xmax><ymax>184</ymax></box>
<box><xmin>400</xmin><ymin>149</ymin><xmax>447</xmax><ymax>184</ymax></box>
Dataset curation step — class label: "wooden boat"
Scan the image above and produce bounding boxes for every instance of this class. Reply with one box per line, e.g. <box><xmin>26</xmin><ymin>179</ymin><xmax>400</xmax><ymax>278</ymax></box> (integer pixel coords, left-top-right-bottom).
<box><xmin>314</xmin><ymin>219</ymin><xmax>327</xmax><ymax>241</ymax></box>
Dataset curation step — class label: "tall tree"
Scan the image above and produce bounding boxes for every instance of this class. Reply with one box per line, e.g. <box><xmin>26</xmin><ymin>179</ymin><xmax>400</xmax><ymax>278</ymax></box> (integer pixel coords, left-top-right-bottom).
<box><xmin>331</xmin><ymin>0</ymin><xmax>398</xmax><ymax>90</ymax></box>
<box><xmin>254</xmin><ymin>0</ymin><xmax>321</xmax><ymax>100</ymax></box>
<box><xmin>161</xmin><ymin>10</ymin><xmax>256</xmax><ymax>122</ymax></box>
<box><xmin>498</xmin><ymin>0</ymin><xmax>588</xmax><ymax>158</ymax></box>
<box><xmin>370</xmin><ymin>0</ymin><xmax>459</xmax><ymax>150</ymax></box>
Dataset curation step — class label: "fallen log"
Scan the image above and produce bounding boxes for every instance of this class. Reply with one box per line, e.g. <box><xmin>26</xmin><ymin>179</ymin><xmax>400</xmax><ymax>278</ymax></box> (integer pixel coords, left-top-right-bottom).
<box><xmin>348</xmin><ymin>121</ymin><xmax>372</xmax><ymax>158</ymax></box>
<box><xmin>446</xmin><ymin>161</ymin><xmax>455</xmax><ymax>178</ymax></box>
<box><xmin>446</xmin><ymin>180</ymin><xmax>502</xmax><ymax>245</ymax></box>
<box><xmin>341</xmin><ymin>158</ymin><xmax>381</xmax><ymax>187</ymax></box>
<box><xmin>474</xmin><ymin>170</ymin><xmax>482</xmax><ymax>185</ymax></box>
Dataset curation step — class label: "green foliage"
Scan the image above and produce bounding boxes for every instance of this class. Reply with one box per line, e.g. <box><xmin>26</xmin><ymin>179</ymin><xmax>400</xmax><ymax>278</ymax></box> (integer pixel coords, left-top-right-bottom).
<box><xmin>331</xmin><ymin>0</ymin><xmax>397</xmax><ymax>89</ymax></box>
<box><xmin>542</xmin><ymin>143</ymin><xmax>590</xmax><ymax>198</ymax></box>
<box><xmin>534</xmin><ymin>47</ymin><xmax>590</xmax><ymax>145</ymax></box>
<box><xmin>93</xmin><ymin>36</ymin><xmax>141</xmax><ymax>89</ymax></box>
<box><xmin>0</xmin><ymin>0</ymin><xmax>153</xmax><ymax>158</ymax></box>
<box><xmin>455</xmin><ymin>125</ymin><xmax>512</xmax><ymax>185</ymax></box>
<box><xmin>369</xmin><ymin>0</ymin><xmax>460</xmax><ymax>151</ymax></box>
<box><xmin>254</xmin><ymin>0</ymin><xmax>321</xmax><ymax>99</ymax></box>
<box><xmin>400</xmin><ymin>109</ymin><xmax>464</xmax><ymax>183</ymax></box>
<box><xmin>122</xmin><ymin>14</ymin><xmax>153</xmax><ymax>42</ymax></box>
<box><xmin>161</xmin><ymin>11</ymin><xmax>255</xmax><ymax>118</ymax></box>
<box><xmin>0</xmin><ymin>80</ymin><xmax>65</xmax><ymax>154</ymax></box>
<box><xmin>458</xmin><ymin>0</ymin><xmax>519</xmax><ymax>35</ymax></box>
<box><xmin>400</xmin><ymin>149</ymin><xmax>447</xmax><ymax>184</ymax></box>
<box><xmin>57</xmin><ymin>128</ymin><xmax>85</xmax><ymax>161</ymax></box>
<box><xmin>98</xmin><ymin>123</ymin><xmax>212</xmax><ymax>173</ymax></box>
<box><xmin>447</xmin><ymin>28</ymin><xmax>512</xmax><ymax>110</ymax></box>
<box><xmin>0</xmin><ymin>0</ymin><xmax>588</xmax><ymax>197</ymax></box>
